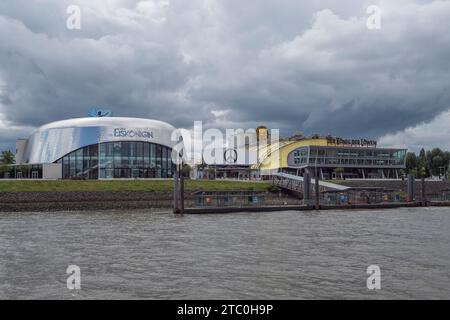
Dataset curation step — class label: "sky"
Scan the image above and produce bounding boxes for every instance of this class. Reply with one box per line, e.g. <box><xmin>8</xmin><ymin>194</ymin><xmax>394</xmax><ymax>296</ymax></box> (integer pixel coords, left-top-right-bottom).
<box><xmin>0</xmin><ymin>0</ymin><xmax>449</xmax><ymax>153</ymax></box>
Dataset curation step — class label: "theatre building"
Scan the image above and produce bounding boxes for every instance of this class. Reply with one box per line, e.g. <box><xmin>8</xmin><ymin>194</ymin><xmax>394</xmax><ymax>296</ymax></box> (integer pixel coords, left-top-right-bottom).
<box><xmin>257</xmin><ymin>136</ymin><xmax>407</xmax><ymax>180</ymax></box>
<box><xmin>12</xmin><ymin>117</ymin><xmax>176</xmax><ymax>179</ymax></box>
<box><xmin>8</xmin><ymin>117</ymin><xmax>407</xmax><ymax>181</ymax></box>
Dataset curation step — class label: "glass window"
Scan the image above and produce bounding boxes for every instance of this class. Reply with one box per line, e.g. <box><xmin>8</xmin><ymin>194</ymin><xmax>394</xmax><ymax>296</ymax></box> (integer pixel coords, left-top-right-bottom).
<box><xmin>69</xmin><ymin>153</ymin><xmax>76</xmax><ymax>177</ymax></box>
<box><xmin>150</xmin><ymin>144</ymin><xmax>156</xmax><ymax>168</ymax></box>
<box><xmin>156</xmin><ymin>145</ymin><xmax>162</xmax><ymax>166</ymax></box>
<box><xmin>56</xmin><ymin>142</ymin><xmax>172</xmax><ymax>179</ymax></box>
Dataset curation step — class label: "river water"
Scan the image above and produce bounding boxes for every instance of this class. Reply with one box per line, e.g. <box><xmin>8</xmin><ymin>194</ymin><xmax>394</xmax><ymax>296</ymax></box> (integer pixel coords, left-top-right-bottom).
<box><xmin>0</xmin><ymin>207</ymin><xmax>449</xmax><ymax>299</ymax></box>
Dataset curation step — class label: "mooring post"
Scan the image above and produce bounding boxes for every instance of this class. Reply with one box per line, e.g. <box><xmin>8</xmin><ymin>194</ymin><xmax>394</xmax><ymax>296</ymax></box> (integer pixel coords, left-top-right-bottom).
<box><xmin>407</xmin><ymin>174</ymin><xmax>415</xmax><ymax>202</ymax></box>
<box><xmin>421</xmin><ymin>177</ymin><xmax>427</xmax><ymax>207</ymax></box>
<box><xmin>173</xmin><ymin>164</ymin><xmax>179</xmax><ymax>213</ymax></box>
<box><xmin>303</xmin><ymin>172</ymin><xmax>310</xmax><ymax>205</ymax></box>
<box><xmin>314</xmin><ymin>175</ymin><xmax>320</xmax><ymax>210</ymax></box>
<box><xmin>180</xmin><ymin>173</ymin><xmax>185</xmax><ymax>214</ymax></box>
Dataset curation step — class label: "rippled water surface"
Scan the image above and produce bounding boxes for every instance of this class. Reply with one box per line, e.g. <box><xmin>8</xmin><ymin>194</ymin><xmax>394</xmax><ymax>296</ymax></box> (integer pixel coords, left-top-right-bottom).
<box><xmin>0</xmin><ymin>207</ymin><xmax>449</xmax><ymax>299</ymax></box>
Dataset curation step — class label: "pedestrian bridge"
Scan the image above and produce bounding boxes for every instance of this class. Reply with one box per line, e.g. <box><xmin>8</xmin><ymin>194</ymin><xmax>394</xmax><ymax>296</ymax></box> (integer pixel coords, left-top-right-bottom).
<box><xmin>271</xmin><ymin>172</ymin><xmax>350</xmax><ymax>193</ymax></box>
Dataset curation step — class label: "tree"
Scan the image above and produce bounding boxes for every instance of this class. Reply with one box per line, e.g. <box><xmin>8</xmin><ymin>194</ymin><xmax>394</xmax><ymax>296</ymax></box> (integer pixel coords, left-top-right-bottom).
<box><xmin>405</xmin><ymin>152</ymin><xmax>417</xmax><ymax>173</ymax></box>
<box><xmin>403</xmin><ymin>147</ymin><xmax>450</xmax><ymax>178</ymax></box>
<box><xmin>0</xmin><ymin>150</ymin><xmax>15</xmax><ymax>165</ymax></box>
<box><xmin>432</xmin><ymin>155</ymin><xmax>444</xmax><ymax>177</ymax></box>
<box><xmin>444</xmin><ymin>151</ymin><xmax>450</xmax><ymax>166</ymax></box>
<box><xmin>426</xmin><ymin>150</ymin><xmax>433</xmax><ymax>169</ymax></box>
<box><xmin>419</xmin><ymin>148</ymin><xmax>426</xmax><ymax>160</ymax></box>
<box><xmin>418</xmin><ymin>166</ymin><xmax>428</xmax><ymax>179</ymax></box>
<box><xmin>444</xmin><ymin>151</ymin><xmax>450</xmax><ymax>179</ymax></box>
<box><xmin>416</xmin><ymin>148</ymin><xmax>430</xmax><ymax>178</ymax></box>
<box><xmin>0</xmin><ymin>164</ymin><xmax>10</xmax><ymax>175</ymax></box>
<box><xmin>181</xmin><ymin>164</ymin><xmax>191</xmax><ymax>178</ymax></box>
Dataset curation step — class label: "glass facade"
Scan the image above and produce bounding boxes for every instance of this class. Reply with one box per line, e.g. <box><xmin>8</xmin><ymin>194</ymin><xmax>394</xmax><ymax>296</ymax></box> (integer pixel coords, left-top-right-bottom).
<box><xmin>292</xmin><ymin>148</ymin><xmax>309</xmax><ymax>165</ymax></box>
<box><xmin>56</xmin><ymin>141</ymin><xmax>174</xmax><ymax>179</ymax></box>
<box><xmin>289</xmin><ymin>146</ymin><xmax>406</xmax><ymax>168</ymax></box>
<box><xmin>286</xmin><ymin>146</ymin><xmax>407</xmax><ymax>179</ymax></box>
<box><xmin>0</xmin><ymin>164</ymin><xmax>43</xmax><ymax>179</ymax></box>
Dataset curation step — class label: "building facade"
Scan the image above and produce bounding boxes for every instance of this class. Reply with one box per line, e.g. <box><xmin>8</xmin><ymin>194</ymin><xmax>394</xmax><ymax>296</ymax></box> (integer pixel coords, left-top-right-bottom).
<box><xmin>15</xmin><ymin>117</ymin><xmax>176</xmax><ymax>179</ymax></box>
<box><xmin>258</xmin><ymin>136</ymin><xmax>407</xmax><ymax>180</ymax></box>
<box><xmin>286</xmin><ymin>145</ymin><xmax>406</xmax><ymax>179</ymax></box>
<box><xmin>11</xmin><ymin>118</ymin><xmax>407</xmax><ymax>181</ymax></box>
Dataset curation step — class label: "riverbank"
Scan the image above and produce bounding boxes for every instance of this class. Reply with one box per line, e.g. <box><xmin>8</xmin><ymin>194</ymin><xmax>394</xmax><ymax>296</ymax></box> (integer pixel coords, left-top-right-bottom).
<box><xmin>1</xmin><ymin>179</ymin><xmax>449</xmax><ymax>213</ymax></box>
<box><xmin>0</xmin><ymin>180</ymin><xmax>273</xmax><ymax>212</ymax></box>
<box><xmin>0</xmin><ymin>178</ymin><xmax>285</xmax><ymax>212</ymax></box>
<box><xmin>0</xmin><ymin>191</ymin><xmax>172</xmax><ymax>212</ymax></box>
<box><xmin>0</xmin><ymin>179</ymin><xmax>270</xmax><ymax>192</ymax></box>
<box><xmin>0</xmin><ymin>189</ymin><xmax>299</xmax><ymax>212</ymax></box>
<box><xmin>1</xmin><ymin>189</ymin><xmax>448</xmax><ymax>213</ymax></box>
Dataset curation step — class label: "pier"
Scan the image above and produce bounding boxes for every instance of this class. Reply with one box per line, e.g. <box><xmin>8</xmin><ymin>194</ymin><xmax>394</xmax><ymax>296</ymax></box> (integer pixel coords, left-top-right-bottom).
<box><xmin>181</xmin><ymin>174</ymin><xmax>450</xmax><ymax>214</ymax></box>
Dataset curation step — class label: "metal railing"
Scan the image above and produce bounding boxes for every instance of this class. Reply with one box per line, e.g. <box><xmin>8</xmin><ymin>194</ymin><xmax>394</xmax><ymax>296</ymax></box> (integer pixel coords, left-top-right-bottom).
<box><xmin>319</xmin><ymin>190</ymin><xmax>408</xmax><ymax>205</ymax></box>
<box><xmin>191</xmin><ymin>191</ymin><xmax>267</xmax><ymax>208</ymax></box>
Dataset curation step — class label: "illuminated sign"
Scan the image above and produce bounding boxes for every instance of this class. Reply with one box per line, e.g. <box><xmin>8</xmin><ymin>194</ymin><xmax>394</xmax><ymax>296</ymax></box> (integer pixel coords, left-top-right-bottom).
<box><xmin>113</xmin><ymin>128</ymin><xmax>154</xmax><ymax>139</ymax></box>
<box><xmin>326</xmin><ymin>136</ymin><xmax>377</xmax><ymax>147</ymax></box>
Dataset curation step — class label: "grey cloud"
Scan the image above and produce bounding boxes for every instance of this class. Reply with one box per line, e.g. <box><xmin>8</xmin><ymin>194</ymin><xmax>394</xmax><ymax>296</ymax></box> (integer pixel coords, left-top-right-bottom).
<box><xmin>379</xmin><ymin>109</ymin><xmax>450</xmax><ymax>152</ymax></box>
<box><xmin>0</xmin><ymin>0</ymin><xmax>449</xmax><ymax>149</ymax></box>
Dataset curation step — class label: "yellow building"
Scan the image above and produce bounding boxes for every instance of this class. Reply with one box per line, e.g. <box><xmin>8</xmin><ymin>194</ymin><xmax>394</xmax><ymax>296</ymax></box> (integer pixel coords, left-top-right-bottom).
<box><xmin>200</xmin><ymin>127</ymin><xmax>407</xmax><ymax>180</ymax></box>
<box><xmin>255</xmin><ymin>135</ymin><xmax>407</xmax><ymax>180</ymax></box>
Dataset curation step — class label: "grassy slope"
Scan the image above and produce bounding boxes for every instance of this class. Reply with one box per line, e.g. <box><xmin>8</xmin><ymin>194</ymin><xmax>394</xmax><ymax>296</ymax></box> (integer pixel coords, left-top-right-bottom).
<box><xmin>0</xmin><ymin>180</ymin><xmax>271</xmax><ymax>193</ymax></box>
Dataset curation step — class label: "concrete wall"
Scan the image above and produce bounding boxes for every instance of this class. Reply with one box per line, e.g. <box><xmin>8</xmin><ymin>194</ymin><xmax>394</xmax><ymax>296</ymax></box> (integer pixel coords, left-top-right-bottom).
<box><xmin>43</xmin><ymin>163</ymin><xmax>62</xmax><ymax>179</ymax></box>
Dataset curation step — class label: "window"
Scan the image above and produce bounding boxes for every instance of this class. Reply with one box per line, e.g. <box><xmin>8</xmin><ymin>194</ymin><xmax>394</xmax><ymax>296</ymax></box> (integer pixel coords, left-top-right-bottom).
<box><xmin>291</xmin><ymin>147</ymin><xmax>309</xmax><ymax>166</ymax></box>
<box><xmin>56</xmin><ymin>142</ymin><xmax>173</xmax><ymax>179</ymax></box>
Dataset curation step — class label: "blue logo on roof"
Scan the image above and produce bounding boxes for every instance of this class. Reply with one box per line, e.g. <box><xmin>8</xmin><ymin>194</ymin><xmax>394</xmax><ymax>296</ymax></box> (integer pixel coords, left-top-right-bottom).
<box><xmin>88</xmin><ymin>108</ymin><xmax>113</xmax><ymax>117</ymax></box>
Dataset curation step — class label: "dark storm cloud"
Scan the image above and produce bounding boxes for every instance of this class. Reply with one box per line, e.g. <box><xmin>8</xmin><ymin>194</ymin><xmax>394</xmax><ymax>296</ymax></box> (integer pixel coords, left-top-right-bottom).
<box><xmin>1</xmin><ymin>0</ymin><xmax>450</xmax><ymax>150</ymax></box>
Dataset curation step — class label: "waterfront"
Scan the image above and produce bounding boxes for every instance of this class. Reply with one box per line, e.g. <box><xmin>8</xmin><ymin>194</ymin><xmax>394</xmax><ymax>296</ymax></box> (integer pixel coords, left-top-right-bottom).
<box><xmin>0</xmin><ymin>207</ymin><xmax>449</xmax><ymax>299</ymax></box>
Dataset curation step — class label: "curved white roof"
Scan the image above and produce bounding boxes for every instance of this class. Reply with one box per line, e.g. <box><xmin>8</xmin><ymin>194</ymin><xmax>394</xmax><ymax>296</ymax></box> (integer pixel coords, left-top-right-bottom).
<box><xmin>36</xmin><ymin>117</ymin><xmax>175</xmax><ymax>131</ymax></box>
<box><xmin>23</xmin><ymin>117</ymin><xmax>177</xmax><ymax>164</ymax></box>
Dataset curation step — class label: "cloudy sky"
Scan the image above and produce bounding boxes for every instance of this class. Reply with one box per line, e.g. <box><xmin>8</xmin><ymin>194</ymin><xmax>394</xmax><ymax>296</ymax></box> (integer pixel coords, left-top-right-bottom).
<box><xmin>0</xmin><ymin>0</ymin><xmax>449</xmax><ymax>153</ymax></box>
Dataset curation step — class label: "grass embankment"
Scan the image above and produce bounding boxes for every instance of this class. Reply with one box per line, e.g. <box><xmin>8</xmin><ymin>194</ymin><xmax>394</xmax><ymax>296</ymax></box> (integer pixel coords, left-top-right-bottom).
<box><xmin>0</xmin><ymin>180</ymin><xmax>271</xmax><ymax>193</ymax></box>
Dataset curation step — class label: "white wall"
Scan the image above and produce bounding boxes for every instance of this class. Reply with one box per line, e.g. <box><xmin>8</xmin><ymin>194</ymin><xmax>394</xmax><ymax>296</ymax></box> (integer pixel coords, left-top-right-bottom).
<box><xmin>43</xmin><ymin>163</ymin><xmax>62</xmax><ymax>179</ymax></box>
<box><xmin>15</xmin><ymin>139</ymin><xmax>28</xmax><ymax>164</ymax></box>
